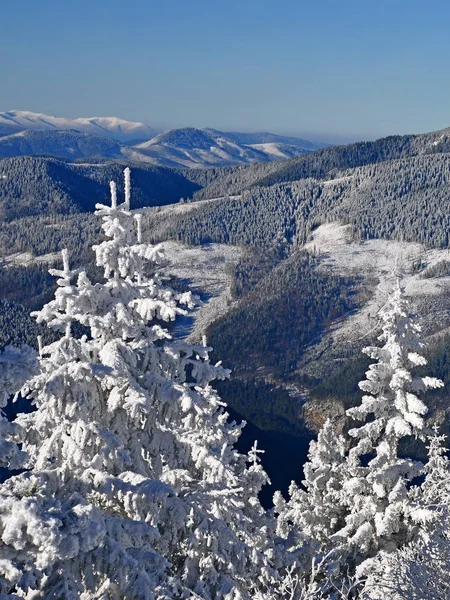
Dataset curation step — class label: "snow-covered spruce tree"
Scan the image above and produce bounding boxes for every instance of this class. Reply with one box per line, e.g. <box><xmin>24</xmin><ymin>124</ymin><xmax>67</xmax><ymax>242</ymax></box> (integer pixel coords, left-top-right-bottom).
<box><xmin>421</xmin><ymin>427</ymin><xmax>450</xmax><ymax>508</ymax></box>
<box><xmin>333</xmin><ymin>281</ymin><xmax>443</xmax><ymax>572</ymax></box>
<box><xmin>360</xmin><ymin>429</ymin><xmax>450</xmax><ymax>600</ymax></box>
<box><xmin>274</xmin><ymin>282</ymin><xmax>444</xmax><ymax>595</ymax></box>
<box><xmin>0</xmin><ymin>169</ymin><xmax>281</xmax><ymax>599</ymax></box>
<box><xmin>273</xmin><ymin>420</ymin><xmax>353</xmax><ymax>598</ymax></box>
<box><xmin>274</xmin><ymin>419</ymin><xmax>347</xmax><ymax>547</ymax></box>
<box><xmin>360</xmin><ymin>539</ymin><xmax>450</xmax><ymax>600</ymax></box>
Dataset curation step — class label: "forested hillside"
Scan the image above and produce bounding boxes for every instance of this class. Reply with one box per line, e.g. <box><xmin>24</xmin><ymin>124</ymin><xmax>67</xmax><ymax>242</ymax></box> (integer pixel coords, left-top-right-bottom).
<box><xmin>0</xmin><ymin>156</ymin><xmax>202</xmax><ymax>220</ymax></box>
<box><xmin>208</xmin><ymin>251</ymin><xmax>357</xmax><ymax>377</ymax></box>
<box><xmin>143</xmin><ymin>153</ymin><xmax>450</xmax><ymax>250</ymax></box>
<box><xmin>0</xmin><ymin>130</ymin><xmax>126</xmax><ymax>160</ymax></box>
<box><xmin>191</xmin><ymin>126</ymin><xmax>450</xmax><ymax>199</ymax></box>
<box><xmin>3</xmin><ymin>130</ymin><xmax>450</xmax><ymax>445</ymax></box>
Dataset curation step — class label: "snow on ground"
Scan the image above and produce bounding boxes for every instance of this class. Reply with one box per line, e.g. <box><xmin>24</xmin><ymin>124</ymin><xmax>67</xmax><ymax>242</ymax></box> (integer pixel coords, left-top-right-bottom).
<box><xmin>322</xmin><ymin>175</ymin><xmax>354</xmax><ymax>186</ymax></box>
<box><xmin>249</xmin><ymin>143</ymin><xmax>289</xmax><ymax>158</ymax></box>
<box><xmin>141</xmin><ymin>195</ymin><xmax>241</xmax><ymax>217</ymax></box>
<box><xmin>1</xmin><ymin>251</ymin><xmax>60</xmax><ymax>268</ymax></box>
<box><xmin>304</xmin><ymin>222</ymin><xmax>450</xmax><ymax>345</ymax></box>
<box><xmin>0</xmin><ymin>110</ymin><xmax>157</xmax><ymax>142</ymax></box>
<box><xmin>300</xmin><ymin>222</ymin><xmax>450</xmax><ymax>424</ymax></box>
<box><xmin>161</xmin><ymin>241</ymin><xmax>242</xmax><ymax>342</ymax></box>
<box><xmin>1</xmin><ymin>239</ymin><xmax>241</xmax><ymax>344</ymax></box>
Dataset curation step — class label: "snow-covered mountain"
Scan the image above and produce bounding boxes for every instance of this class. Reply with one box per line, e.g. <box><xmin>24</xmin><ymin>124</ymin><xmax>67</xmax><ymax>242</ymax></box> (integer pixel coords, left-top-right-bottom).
<box><xmin>0</xmin><ymin>112</ymin><xmax>329</xmax><ymax>167</ymax></box>
<box><xmin>134</xmin><ymin>127</ymin><xmax>320</xmax><ymax>167</ymax></box>
<box><xmin>0</xmin><ymin>110</ymin><xmax>159</xmax><ymax>142</ymax></box>
<box><xmin>0</xmin><ymin>129</ymin><xmax>128</xmax><ymax>160</ymax></box>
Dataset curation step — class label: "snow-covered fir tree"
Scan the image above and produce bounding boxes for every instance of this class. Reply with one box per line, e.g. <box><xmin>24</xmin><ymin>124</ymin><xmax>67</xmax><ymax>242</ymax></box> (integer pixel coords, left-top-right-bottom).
<box><xmin>338</xmin><ymin>281</ymin><xmax>444</xmax><ymax>562</ymax></box>
<box><xmin>275</xmin><ymin>281</ymin><xmax>445</xmax><ymax>595</ymax></box>
<box><xmin>360</xmin><ymin>428</ymin><xmax>450</xmax><ymax>600</ymax></box>
<box><xmin>0</xmin><ymin>169</ymin><xmax>283</xmax><ymax>599</ymax></box>
<box><xmin>0</xmin><ymin>345</ymin><xmax>38</xmax><ymax>471</ymax></box>
<box><xmin>274</xmin><ymin>419</ymin><xmax>347</xmax><ymax>546</ymax></box>
<box><xmin>421</xmin><ymin>427</ymin><xmax>450</xmax><ymax>508</ymax></box>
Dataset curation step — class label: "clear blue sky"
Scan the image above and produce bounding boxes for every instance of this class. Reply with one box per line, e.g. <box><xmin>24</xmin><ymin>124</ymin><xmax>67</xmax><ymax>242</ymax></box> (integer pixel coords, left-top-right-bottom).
<box><xmin>2</xmin><ymin>0</ymin><xmax>450</xmax><ymax>142</ymax></box>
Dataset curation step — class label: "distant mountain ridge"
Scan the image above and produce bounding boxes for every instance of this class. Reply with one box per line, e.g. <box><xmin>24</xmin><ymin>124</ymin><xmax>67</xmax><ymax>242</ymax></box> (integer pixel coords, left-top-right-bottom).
<box><xmin>0</xmin><ymin>112</ymin><xmax>329</xmax><ymax>167</ymax></box>
<box><xmin>0</xmin><ymin>130</ymin><xmax>127</xmax><ymax>160</ymax></box>
<box><xmin>190</xmin><ymin>126</ymin><xmax>450</xmax><ymax>199</ymax></box>
<box><xmin>0</xmin><ymin>110</ymin><xmax>159</xmax><ymax>142</ymax></box>
<box><xmin>131</xmin><ymin>127</ymin><xmax>326</xmax><ymax>167</ymax></box>
<box><xmin>208</xmin><ymin>129</ymin><xmax>325</xmax><ymax>150</ymax></box>
<box><xmin>0</xmin><ymin>155</ymin><xmax>205</xmax><ymax>221</ymax></box>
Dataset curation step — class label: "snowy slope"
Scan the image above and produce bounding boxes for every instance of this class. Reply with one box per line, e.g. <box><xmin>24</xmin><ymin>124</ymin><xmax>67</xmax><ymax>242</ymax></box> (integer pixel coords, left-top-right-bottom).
<box><xmin>248</xmin><ymin>142</ymin><xmax>311</xmax><ymax>159</ymax></box>
<box><xmin>301</xmin><ymin>222</ymin><xmax>450</xmax><ymax>373</ymax></box>
<box><xmin>0</xmin><ymin>110</ymin><xmax>159</xmax><ymax>142</ymax></box>
<box><xmin>211</xmin><ymin>129</ymin><xmax>326</xmax><ymax>151</ymax></box>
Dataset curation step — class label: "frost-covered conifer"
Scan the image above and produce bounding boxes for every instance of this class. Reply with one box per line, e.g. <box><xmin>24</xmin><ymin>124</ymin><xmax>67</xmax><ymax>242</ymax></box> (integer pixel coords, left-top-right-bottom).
<box><xmin>275</xmin><ymin>282</ymin><xmax>445</xmax><ymax>595</ymax></box>
<box><xmin>360</xmin><ymin>430</ymin><xmax>450</xmax><ymax>599</ymax></box>
<box><xmin>275</xmin><ymin>419</ymin><xmax>347</xmax><ymax>546</ymax></box>
<box><xmin>336</xmin><ymin>281</ymin><xmax>443</xmax><ymax>563</ymax></box>
<box><xmin>361</xmin><ymin>428</ymin><xmax>450</xmax><ymax>600</ymax></box>
<box><xmin>0</xmin><ymin>169</ymin><xmax>281</xmax><ymax>599</ymax></box>
<box><xmin>421</xmin><ymin>427</ymin><xmax>450</xmax><ymax>508</ymax></box>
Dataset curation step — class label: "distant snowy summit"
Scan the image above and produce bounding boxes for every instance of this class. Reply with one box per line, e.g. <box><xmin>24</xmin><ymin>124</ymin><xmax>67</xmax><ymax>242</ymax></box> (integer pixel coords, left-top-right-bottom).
<box><xmin>0</xmin><ymin>110</ymin><xmax>159</xmax><ymax>143</ymax></box>
<box><xmin>0</xmin><ymin>111</ymin><xmax>329</xmax><ymax>167</ymax></box>
<box><xmin>134</xmin><ymin>127</ymin><xmax>326</xmax><ymax>168</ymax></box>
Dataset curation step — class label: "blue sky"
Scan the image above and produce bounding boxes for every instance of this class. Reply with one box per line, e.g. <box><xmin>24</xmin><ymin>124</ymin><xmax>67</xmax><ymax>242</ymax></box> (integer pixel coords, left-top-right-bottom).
<box><xmin>2</xmin><ymin>0</ymin><xmax>450</xmax><ymax>142</ymax></box>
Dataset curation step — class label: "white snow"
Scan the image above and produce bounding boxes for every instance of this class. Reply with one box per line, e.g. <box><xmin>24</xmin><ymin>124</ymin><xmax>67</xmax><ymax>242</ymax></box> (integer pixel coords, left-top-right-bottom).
<box><xmin>0</xmin><ymin>110</ymin><xmax>159</xmax><ymax>142</ymax></box>
<box><xmin>304</xmin><ymin>222</ymin><xmax>450</xmax><ymax>344</ymax></box>
<box><xmin>160</xmin><ymin>241</ymin><xmax>242</xmax><ymax>342</ymax></box>
<box><xmin>431</xmin><ymin>132</ymin><xmax>447</xmax><ymax>146</ymax></box>
<box><xmin>249</xmin><ymin>143</ymin><xmax>290</xmax><ymax>158</ymax></box>
<box><xmin>1</xmin><ymin>251</ymin><xmax>61</xmax><ymax>268</ymax></box>
<box><xmin>322</xmin><ymin>175</ymin><xmax>354</xmax><ymax>186</ymax></box>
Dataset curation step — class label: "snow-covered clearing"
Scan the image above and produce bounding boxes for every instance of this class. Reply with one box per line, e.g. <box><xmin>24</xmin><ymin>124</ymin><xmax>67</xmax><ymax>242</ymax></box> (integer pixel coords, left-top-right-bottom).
<box><xmin>141</xmin><ymin>195</ymin><xmax>241</xmax><ymax>217</ymax></box>
<box><xmin>161</xmin><ymin>241</ymin><xmax>242</xmax><ymax>341</ymax></box>
<box><xmin>249</xmin><ymin>143</ymin><xmax>289</xmax><ymax>158</ymax></box>
<box><xmin>1</xmin><ymin>251</ymin><xmax>60</xmax><ymax>268</ymax></box>
<box><xmin>304</xmin><ymin>222</ymin><xmax>450</xmax><ymax>345</ymax></box>
<box><xmin>322</xmin><ymin>175</ymin><xmax>354</xmax><ymax>186</ymax></box>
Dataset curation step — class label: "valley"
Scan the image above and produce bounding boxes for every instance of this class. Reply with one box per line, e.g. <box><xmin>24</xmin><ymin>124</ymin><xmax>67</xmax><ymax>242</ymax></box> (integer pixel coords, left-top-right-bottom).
<box><xmin>3</xmin><ymin>122</ymin><xmax>450</xmax><ymax>497</ymax></box>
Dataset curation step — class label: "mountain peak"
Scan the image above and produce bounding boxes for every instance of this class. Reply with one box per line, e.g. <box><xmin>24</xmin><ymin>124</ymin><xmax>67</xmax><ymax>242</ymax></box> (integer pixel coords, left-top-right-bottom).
<box><xmin>0</xmin><ymin>110</ymin><xmax>159</xmax><ymax>142</ymax></box>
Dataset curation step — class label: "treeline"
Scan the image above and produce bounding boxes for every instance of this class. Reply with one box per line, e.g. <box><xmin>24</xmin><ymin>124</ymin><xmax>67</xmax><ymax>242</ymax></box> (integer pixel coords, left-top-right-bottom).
<box><xmin>420</xmin><ymin>260</ymin><xmax>450</xmax><ymax>279</ymax></box>
<box><xmin>144</xmin><ymin>179</ymin><xmax>330</xmax><ymax>247</ymax></box>
<box><xmin>230</xmin><ymin>240</ymin><xmax>289</xmax><ymax>299</ymax></box>
<box><xmin>332</xmin><ymin>154</ymin><xmax>450</xmax><ymax>247</ymax></box>
<box><xmin>0</xmin><ymin>213</ymin><xmax>100</xmax><ymax>259</ymax></box>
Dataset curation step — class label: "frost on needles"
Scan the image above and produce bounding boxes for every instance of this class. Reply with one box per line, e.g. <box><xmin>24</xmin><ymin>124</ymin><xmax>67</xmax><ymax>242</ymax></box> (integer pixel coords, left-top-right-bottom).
<box><xmin>0</xmin><ymin>168</ymin><xmax>282</xmax><ymax>599</ymax></box>
<box><xmin>275</xmin><ymin>281</ymin><xmax>447</xmax><ymax>597</ymax></box>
